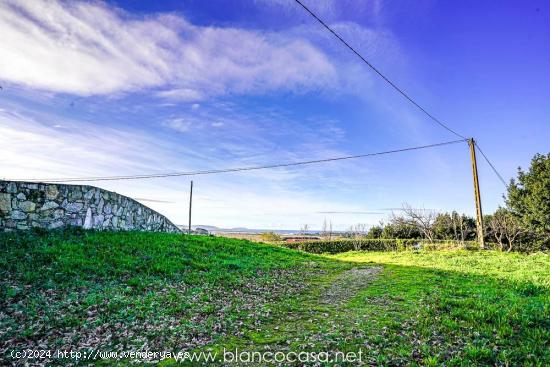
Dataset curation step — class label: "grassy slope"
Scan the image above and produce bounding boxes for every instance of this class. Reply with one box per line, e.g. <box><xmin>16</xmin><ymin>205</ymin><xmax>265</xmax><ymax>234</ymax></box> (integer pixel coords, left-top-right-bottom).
<box><xmin>0</xmin><ymin>229</ymin><xmax>349</xmax><ymax>364</ymax></box>
<box><xmin>1</xmin><ymin>230</ymin><xmax>549</xmax><ymax>366</ymax></box>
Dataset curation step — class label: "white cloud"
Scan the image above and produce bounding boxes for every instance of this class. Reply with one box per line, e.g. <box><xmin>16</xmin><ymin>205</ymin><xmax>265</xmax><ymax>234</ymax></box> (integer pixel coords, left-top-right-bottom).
<box><xmin>0</xmin><ymin>0</ymin><xmax>337</xmax><ymax>99</ymax></box>
<box><xmin>0</xmin><ymin>102</ymin><xmax>383</xmax><ymax>229</ymax></box>
<box><xmin>163</xmin><ymin>118</ymin><xmax>193</xmax><ymax>132</ymax></box>
<box><xmin>156</xmin><ymin>89</ymin><xmax>205</xmax><ymax>102</ymax></box>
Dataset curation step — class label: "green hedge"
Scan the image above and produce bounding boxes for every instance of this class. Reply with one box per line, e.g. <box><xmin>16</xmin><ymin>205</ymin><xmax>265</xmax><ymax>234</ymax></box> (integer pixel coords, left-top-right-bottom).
<box><xmin>281</xmin><ymin>238</ymin><xmax>485</xmax><ymax>254</ymax></box>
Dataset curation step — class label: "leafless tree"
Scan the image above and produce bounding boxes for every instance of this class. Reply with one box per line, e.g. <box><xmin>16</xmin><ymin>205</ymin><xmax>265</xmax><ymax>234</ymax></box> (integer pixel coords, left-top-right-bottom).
<box><xmin>349</xmin><ymin>223</ymin><xmax>368</xmax><ymax>250</ymax></box>
<box><xmin>300</xmin><ymin>224</ymin><xmax>309</xmax><ymax>235</ymax></box>
<box><xmin>450</xmin><ymin>211</ymin><xmax>472</xmax><ymax>243</ymax></box>
<box><xmin>321</xmin><ymin>219</ymin><xmax>333</xmax><ymax>239</ymax></box>
<box><xmin>490</xmin><ymin>209</ymin><xmax>523</xmax><ymax>251</ymax></box>
<box><xmin>347</xmin><ymin>223</ymin><xmax>367</xmax><ymax>236</ymax></box>
<box><xmin>354</xmin><ymin>223</ymin><xmax>368</xmax><ymax>236</ymax></box>
<box><xmin>394</xmin><ymin>203</ymin><xmax>438</xmax><ymax>242</ymax></box>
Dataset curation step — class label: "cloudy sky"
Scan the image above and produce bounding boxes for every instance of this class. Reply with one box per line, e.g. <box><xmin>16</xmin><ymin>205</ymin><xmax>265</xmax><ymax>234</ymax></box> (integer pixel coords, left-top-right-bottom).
<box><xmin>1</xmin><ymin>0</ymin><xmax>549</xmax><ymax>230</ymax></box>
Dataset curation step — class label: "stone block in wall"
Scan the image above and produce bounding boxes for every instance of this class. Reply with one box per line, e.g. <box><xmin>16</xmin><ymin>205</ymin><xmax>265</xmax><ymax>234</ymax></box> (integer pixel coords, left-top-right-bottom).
<box><xmin>17</xmin><ymin>223</ymin><xmax>29</xmax><ymax>230</ymax></box>
<box><xmin>69</xmin><ymin>188</ymin><xmax>82</xmax><ymax>200</ymax></box>
<box><xmin>93</xmin><ymin>214</ymin><xmax>105</xmax><ymax>229</ymax></box>
<box><xmin>68</xmin><ymin>218</ymin><xmax>83</xmax><ymax>226</ymax></box>
<box><xmin>83</xmin><ymin>208</ymin><xmax>92</xmax><ymax>229</ymax></box>
<box><xmin>97</xmin><ymin>198</ymin><xmax>104</xmax><ymax>213</ymax></box>
<box><xmin>40</xmin><ymin>201</ymin><xmax>59</xmax><ymax>211</ymax></box>
<box><xmin>6</xmin><ymin>182</ymin><xmax>17</xmax><ymax>193</ymax></box>
<box><xmin>4</xmin><ymin>219</ymin><xmax>16</xmax><ymax>228</ymax></box>
<box><xmin>48</xmin><ymin>220</ymin><xmax>64</xmax><ymax>229</ymax></box>
<box><xmin>104</xmin><ymin>203</ymin><xmax>112</xmax><ymax>215</ymax></box>
<box><xmin>102</xmin><ymin>217</ymin><xmax>111</xmax><ymax>228</ymax></box>
<box><xmin>66</xmin><ymin>202</ymin><xmax>84</xmax><ymax>213</ymax></box>
<box><xmin>11</xmin><ymin>210</ymin><xmax>27</xmax><ymax>220</ymax></box>
<box><xmin>84</xmin><ymin>189</ymin><xmax>95</xmax><ymax>200</ymax></box>
<box><xmin>19</xmin><ymin>201</ymin><xmax>36</xmax><ymax>212</ymax></box>
<box><xmin>23</xmin><ymin>183</ymin><xmax>38</xmax><ymax>190</ymax></box>
<box><xmin>0</xmin><ymin>193</ymin><xmax>11</xmax><ymax>213</ymax></box>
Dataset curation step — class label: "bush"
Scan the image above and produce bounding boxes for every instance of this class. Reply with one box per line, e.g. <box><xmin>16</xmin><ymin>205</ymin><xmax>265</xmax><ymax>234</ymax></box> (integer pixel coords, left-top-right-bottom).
<box><xmin>282</xmin><ymin>238</ymin><xmax>484</xmax><ymax>254</ymax></box>
<box><xmin>366</xmin><ymin>225</ymin><xmax>383</xmax><ymax>239</ymax></box>
<box><xmin>259</xmin><ymin>232</ymin><xmax>282</xmax><ymax>242</ymax></box>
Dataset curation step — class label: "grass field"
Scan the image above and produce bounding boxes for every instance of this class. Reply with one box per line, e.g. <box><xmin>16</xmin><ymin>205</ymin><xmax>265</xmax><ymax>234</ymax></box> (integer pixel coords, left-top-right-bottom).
<box><xmin>1</xmin><ymin>230</ymin><xmax>548</xmax><ymax>366</ymax></box>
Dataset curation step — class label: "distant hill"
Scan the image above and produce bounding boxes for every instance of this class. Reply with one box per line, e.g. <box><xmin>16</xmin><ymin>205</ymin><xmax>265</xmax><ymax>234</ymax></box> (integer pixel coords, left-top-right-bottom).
<box><xmin>177</xmin><ymin>224</ymin><xmax>300</xmax><ymax>234</ymax></box>
<box><xmin>176</xmin><ymin>224</ymin><xmax>343</xmax><ymax>235</ymax></box>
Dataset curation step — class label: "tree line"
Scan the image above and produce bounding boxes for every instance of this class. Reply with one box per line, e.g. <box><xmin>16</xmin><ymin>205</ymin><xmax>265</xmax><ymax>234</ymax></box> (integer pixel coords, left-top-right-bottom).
<box><xmin>346</xmin><ymin>153</ymin><xmax>550</xmax><ymax>253</ymax></box>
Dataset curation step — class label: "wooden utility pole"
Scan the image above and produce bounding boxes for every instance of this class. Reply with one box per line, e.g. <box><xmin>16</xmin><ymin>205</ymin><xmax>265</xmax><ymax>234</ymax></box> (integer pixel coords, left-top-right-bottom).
<box><xmin>468</xmin><ymin>138</ymin><xmax>485</xmax><ymax>249</ymax></box>
<box><xmin>188</xmin><ymin>180</ymin><xmax>193</xmax><ymax>235</ymax></box>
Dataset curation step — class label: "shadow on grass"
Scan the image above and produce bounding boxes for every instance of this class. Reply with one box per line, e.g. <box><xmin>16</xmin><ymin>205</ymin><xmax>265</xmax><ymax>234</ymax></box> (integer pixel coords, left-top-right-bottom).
<box><xmin>205</xmin><ymin>252</ymin><xmax>549</xmax><ymax>366</ymax></box>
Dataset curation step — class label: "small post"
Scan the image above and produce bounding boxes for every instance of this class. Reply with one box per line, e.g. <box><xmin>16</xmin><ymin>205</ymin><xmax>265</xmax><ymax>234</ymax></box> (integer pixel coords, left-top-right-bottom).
<box><xmin>468</xmin><ymin>138</ymin><xmax>485</xmax><ymax>249</ymax></box>
<box><xmin>188</xmin><ymin>180</ymin><xmax>193</xmax><ymax>235</ymax></box>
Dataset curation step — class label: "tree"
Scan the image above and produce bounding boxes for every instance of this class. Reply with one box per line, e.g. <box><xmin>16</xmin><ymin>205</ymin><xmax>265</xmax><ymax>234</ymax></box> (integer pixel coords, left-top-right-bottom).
<box><xmin>348</xmin><ymin>223</ymin><xmax>368</xmax><ymax>250</ymax></box>
<box><xmin>382</xmin><ymin>221</ymin><xmax>421</xmax><ymax>239</ymax></box>
<box><xmin>433</xmin><ymin>213</ymin><xmax>453</xmax><ymax>240</ymax></box>
<box><xmin>490</xmin><ymin>208</ymin><xmax>523</xmax><ymax>251</ymax></box>
<box><xmin>321</xmin><ymin>218</ymin><xmax>333</xmax><ymax>239</ymax></box>
<box><xmin>366</xmin><ymin>225</ymin><xmax>383</xmax><ymax>239</ymax></box>
<box><xmin>451</xmin><ymin>211</ymin><xmax>476</xmax><ymax>242</ymax></box>
<box><xmin>348</xmin><ymin>223</ymin><xmax>367</xmax><ymax>238</ymax></box>
<box><xmin>483</xmin><ymin>214</ymin><xmax>495</xmax><ymax>244</ymax></box>
<box><xmin>506</xmin><ymin>153</ymin><xmax>550</xmax><ymax>250</ymax></box>
<box><xmin>392</xmin><ymin>203</ymin><xmax>437</xmax><ymax>242</ymax></box>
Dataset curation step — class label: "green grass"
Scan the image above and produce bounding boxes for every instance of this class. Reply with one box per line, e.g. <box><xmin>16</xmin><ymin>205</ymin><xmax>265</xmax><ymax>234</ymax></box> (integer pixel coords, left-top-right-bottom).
<box><xmin>1</xmin><ymin>230</ymin><xmax>548</xmax><ymax>366</ymax></box>
<box><xmin>207</xmin><ymin>250</ymin><xmax>549</xmax><ymax>366</ymax></box>
<box><xmin>326</xmin><ymin>251</ymin><xmax>550</xmax><ymax>365</ymax></box>
<box><xmin>0</xmin><ymin>229</ymin><xmax>348</xmax><ymax>365</ymax></box>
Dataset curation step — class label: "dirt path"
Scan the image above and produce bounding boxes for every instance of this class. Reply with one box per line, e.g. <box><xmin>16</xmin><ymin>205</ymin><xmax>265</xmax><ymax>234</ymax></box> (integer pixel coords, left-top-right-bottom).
<box><xmin>320</xmin><ymin>266</ymin><xmax>382</xmax><ymax>306</ymax></box>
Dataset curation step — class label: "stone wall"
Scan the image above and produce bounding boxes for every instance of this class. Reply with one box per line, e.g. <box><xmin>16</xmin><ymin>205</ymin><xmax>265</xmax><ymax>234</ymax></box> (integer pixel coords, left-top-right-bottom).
<box><xmin>0</xmin><ymin>180</ymin><xmax>181</xmax><ymax>233</ymax></box>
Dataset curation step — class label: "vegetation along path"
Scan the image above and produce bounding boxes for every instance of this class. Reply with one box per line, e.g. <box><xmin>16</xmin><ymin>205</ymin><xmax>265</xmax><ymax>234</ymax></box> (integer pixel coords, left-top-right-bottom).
<box><xmin>1</xmin><ymin>230</ymin><xmax>548</xmax><ymax>366</ymax></box>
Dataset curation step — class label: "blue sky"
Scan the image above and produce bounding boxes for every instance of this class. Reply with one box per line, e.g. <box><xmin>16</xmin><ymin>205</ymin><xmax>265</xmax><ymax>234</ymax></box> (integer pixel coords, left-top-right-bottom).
<box><xmin>1</xmin><ymin>0</ymin><xmax>548</xmax><ymax>230</ymax></box>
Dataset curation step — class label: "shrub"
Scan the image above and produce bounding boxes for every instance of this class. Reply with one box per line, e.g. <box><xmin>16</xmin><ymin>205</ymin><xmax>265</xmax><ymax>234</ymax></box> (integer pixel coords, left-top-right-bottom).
<box><xmin>282</xmin><ymin>238</ymin><xmax>484</xmax><ymax>254</ymax></box>
<box><xmin>259</xmin><ymin>232</ymin><xmax>282</xmax><ymax>242</ymax></box>
<box><xmin>366</xmin><ymin>225</ymin><xmax>383</xmax><ymax>239</ymax></box>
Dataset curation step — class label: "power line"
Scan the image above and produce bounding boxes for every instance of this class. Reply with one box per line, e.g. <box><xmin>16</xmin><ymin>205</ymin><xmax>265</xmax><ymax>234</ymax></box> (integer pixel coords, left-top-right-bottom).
<box><xmin>474</xmin><ymin>142</ymin><xmax>508</xmax><ymax>188</ymax></box>
<box><xmin>292</xmin><ymin>0</ymin><xmax>467</xmax><ymax>140</ymax></box>
<box><xmin>16</xmin><ymin>139</ymin><xmax>466</xmax><ymax>183</ymax></box>
<box><xmin>292</xmin><ymin>0</ymin><xmax>510</xmax><ymax>191</ymax></box>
